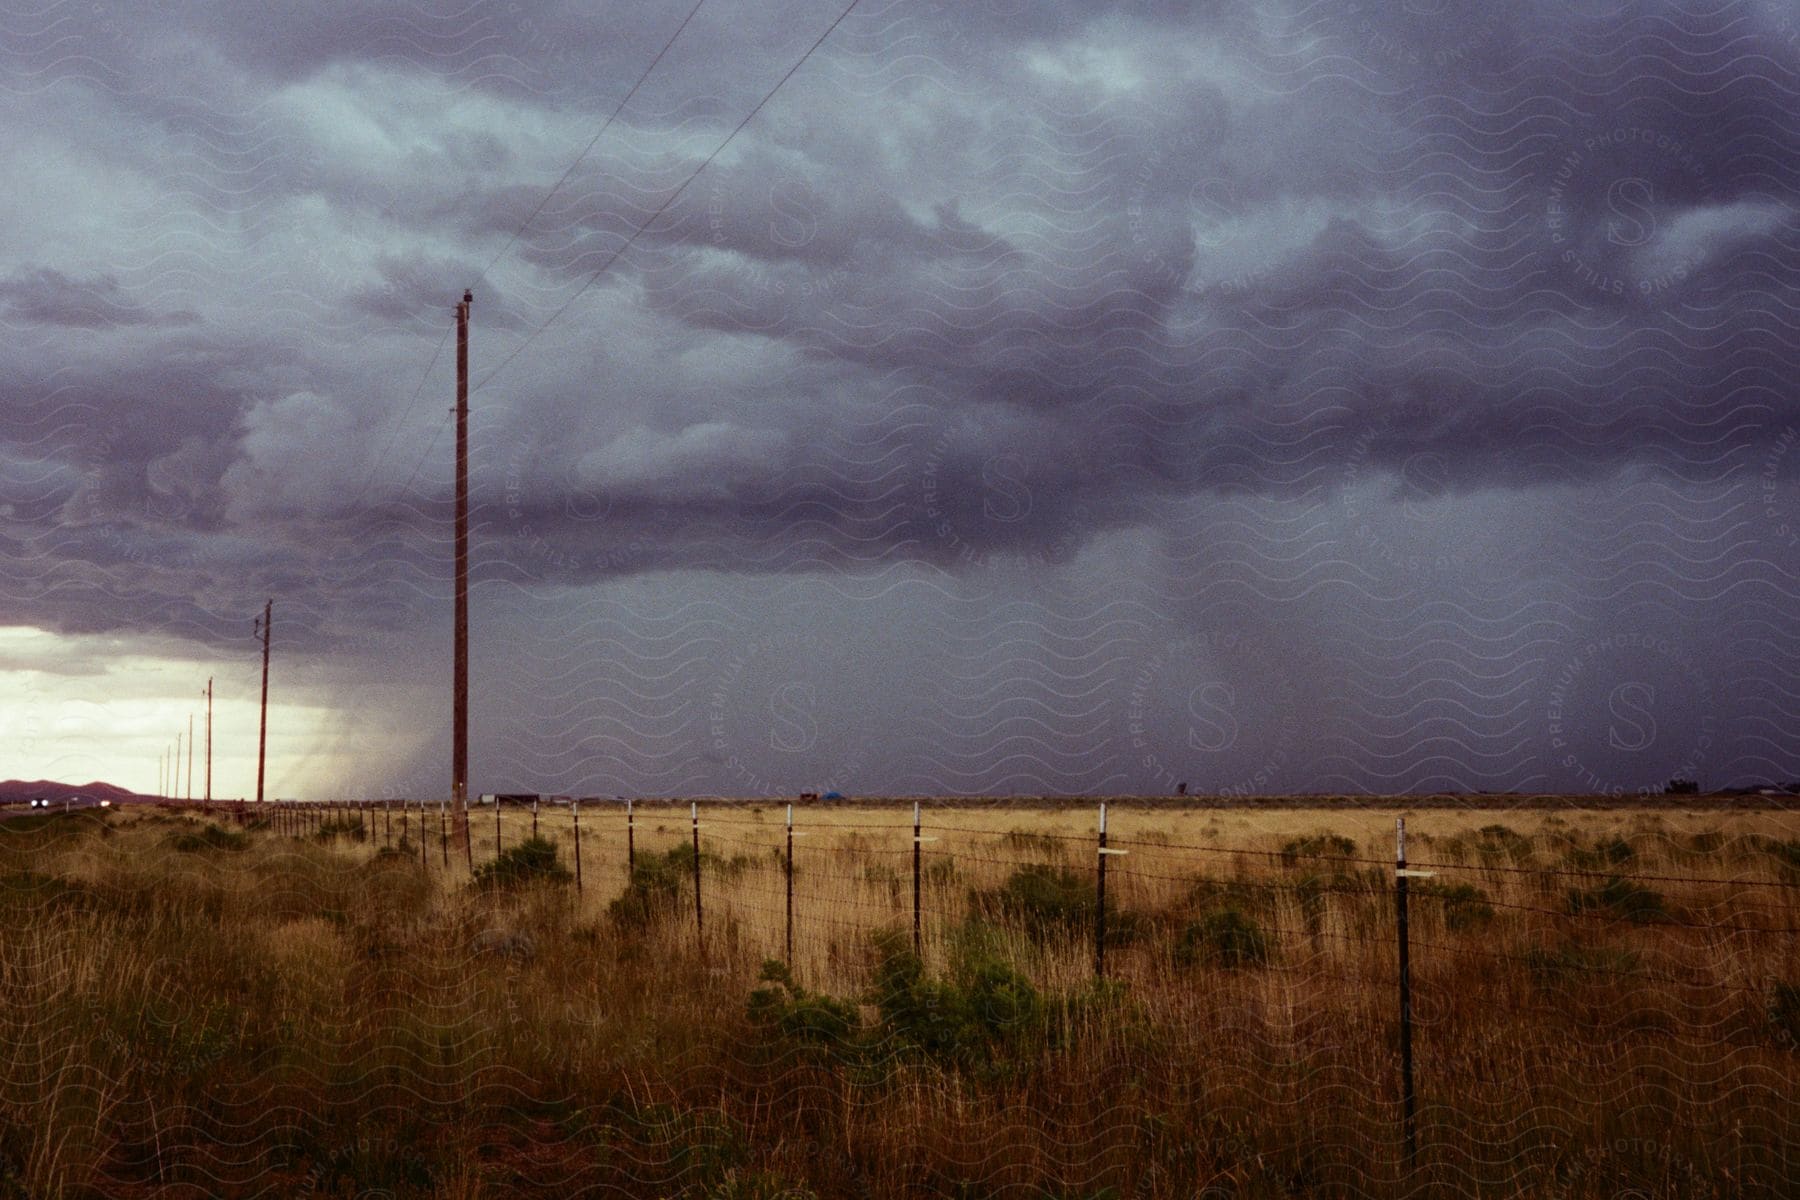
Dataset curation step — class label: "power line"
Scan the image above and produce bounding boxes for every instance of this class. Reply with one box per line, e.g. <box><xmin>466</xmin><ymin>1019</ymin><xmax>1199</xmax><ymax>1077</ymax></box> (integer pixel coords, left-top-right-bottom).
<box><xmin>471</xmin><ymin>0</ymin><xmax>711</xmax><ymax>295</ymax></box>
<box><xmin>352</xmin><ymin>4</ymin><xmax>709</xmax><ymax>517</ymax></box>
<box><xmin>347</xmin><ymin>323</ymin><xmax>454</xmax><ymax>509</ymax></box>
<box><xmin>472</xmin><ymin>0</ymin><xmax>863</xmax><ymax>398</ymax></box>
<box><xmin>396</xmin><ymin>408</ymin><xmax>455</xmax><ymax>500</ymax></box>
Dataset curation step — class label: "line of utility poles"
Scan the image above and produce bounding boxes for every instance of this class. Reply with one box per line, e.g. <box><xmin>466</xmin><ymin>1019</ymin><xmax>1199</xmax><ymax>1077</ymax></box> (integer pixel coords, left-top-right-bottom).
<box><xmin>148</xmin><ymin>606</ymin><xmax>270</xmax><ymax>809</ymax></box>
<box><xmin>144</xmin><ymin>295</ymin><xmax>460</xmax><ymax>822</ymax></box>
<box><xmin>147</xmin><ymin>294</ymin><xmax>457</xmax><ymax>819</ymax></box>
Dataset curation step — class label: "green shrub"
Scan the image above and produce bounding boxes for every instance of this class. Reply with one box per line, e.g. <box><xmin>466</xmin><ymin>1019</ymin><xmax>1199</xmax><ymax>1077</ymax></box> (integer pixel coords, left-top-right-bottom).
<box><xmin>750</xmin><ymin>925</ymin><xmax>1151</xmax><ymax>1085</ymax></box>
<box><xmin>866</xmin><ymin>933</ymin><xmax>977</xmax><ymax>1062</ymax></box>
<box><xmin>170</xmin><ymin>825</ymin><xmax>249</xmax><ymax>853</ymax></box>
<box><xmin>0</xmin><ymin>870</ymin><xmax>98</xmax><ymax>916</ymax></box>
<box><xmin>608</xmin><ymin>848</ymin><xmax>691</xmax><ymax>929</ymax></box>
<box><xmin>1565</xmin><ymin>836</ymin><xmax>1638</xmax><ymax>871</ymax></box>
<box><xmin>718</xmin><ymin>851</ymin><xmax>757</xmax><ymax>880</ymax></box>
<box><xmin>473</xmin><ymin>836</ymin><xmax>571</xmax><ymax>890</ymax></box>
<box><xmin>865</xmin><ymin>930</ymin><xmax>1048</xmax><ymax>1069</ymax></box>
<box><xmin>1685</xmin><ymin>830</ymin><xmax>1726</xmax><ymax>855</ymax></box>
<box><xmin>1471</xmin><ymin>824</ymin><xmax>1535</xmax><ymax>863</ymax></box>
<box><xmin>1523</xmin><ymin>939</ymin><xmax>1641</xmax><ymax>983</ymax></box>
<box><xmin>1001</xmin><ymin>828</ymin><xmax>1066</xmax><ymax>858</ymax></box>
<box><xmin>1280</xmin><ymin>832</ymin><xmax>1356</xmax><ymax>866</ymax></box>
<box><xmin>970</xmin><ymin>864</ymin><xmax>1140</xmax><ymax>944</ymax></box>
<box><xmin>1567</xmin><ymin>876</ymin><xmax>1665</xmax><ymax>924</ymax></box>
<box><xmin>746</xmin><ymin>960</ymin><xmax>860</xmax><ymax>1053</ymax></box>
<box><xmin>1175</xmin><ymin>907</ymin><xmax>1272</xmax><ymax>968</ymax></box>
<box><xmin>653</xmin><ymin>839</ymin><xmax>731</xmax><ymax>876</ymax></box>
<box><xmin>1417</xmin><ymin>881</ymin><xmax>1495</xmax><ymax>931</ymax></box>
<box><xmin>314</xmin><ymin>817</ymin><xmax>365</xmax><ymax>842</ymax></box>
<box><xmin>1187</xmin><ymin>875</ymin><xmax>1278</xmax><ymax>913</ymax></box>
<box><xmin>1764</xmin><ymin>838</ymin><xmax>1800</xmax><ymax>882</ymax></box>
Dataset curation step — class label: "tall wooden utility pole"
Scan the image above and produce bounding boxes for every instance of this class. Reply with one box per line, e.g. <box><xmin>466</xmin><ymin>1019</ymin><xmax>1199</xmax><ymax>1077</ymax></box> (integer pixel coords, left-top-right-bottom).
<box><xmin>453</xmin><ymin>290</ymin><xmax>473</xmax><ymax>866</ymax></box>
<box><xmin>255</xmin><ymin>599</ymin><xmax>271</xmax><ymax>805</ymax></box>
<box><xmin>204</xmin><ymin>677</ymin><xmax>213</xmax><ymax>809</ymax></box>
<box><xmin>186</xmin><ymin>713</ymin><xmax>193</xmax><ymax>803</ymax></box>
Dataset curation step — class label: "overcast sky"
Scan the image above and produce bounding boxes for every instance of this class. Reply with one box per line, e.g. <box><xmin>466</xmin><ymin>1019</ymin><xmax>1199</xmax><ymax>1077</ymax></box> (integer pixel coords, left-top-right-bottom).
<box><xmin>3</xmin><ymin>0</ymin><xmax>1798</xmax><ymax>800</ymax></box>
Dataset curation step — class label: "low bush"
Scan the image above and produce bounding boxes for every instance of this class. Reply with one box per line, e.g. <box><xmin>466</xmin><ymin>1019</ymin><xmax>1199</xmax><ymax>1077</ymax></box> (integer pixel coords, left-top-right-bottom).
<box><xmin>1001</xmin><ymin>828</ymin><xmax>1067</xmax><ymax>858</ymax></box>
<box><xmin>748</xmin><ymin>929</ymin><xmax>1071</xmax><ymax>1075</ymax></box>
<box><xmin>973</xmin><ymin>863</ymin><xmax>1090</xmax><ymax>935</ymax></box>
<box><xmin>1175</xmin><ymin>907</ymin><xmax>1272</xmax><ymax>968</ymax></box>
<box><xmin>314</xmin><ymin>817</ymin><xmax>365</xmax><ymax>842</ymax></box>
<box><xmin>0</xmin><ymin>870</ymin><xmax>99</xmax><ymax>916</ymax></box>
<box><xmin>1187</xmin><ymin>875</ymin><xmax>1279</xmax><ymax>913</ymax></box>
<box><xmin>1567</xmin><ymin>876</ymin><xmax>1665</xmax><ymax>924</ymax></box>
<box><xmin>170</xmin><ymin>825</ymin><xmax>249</xmax><ymax>853</ymax></box>
<box><xmin>609</xmin><ymin>847</ymin><xmax>692</xmax><ymax>929</ymax></box>
<box><xmin>1684</xmin><ymin>829</ymin><xmax>1726</xmax><ymax>857</ymax></box>
<box><xmin>1763</xmin><ymin>838</ymin><xmax>1800</xmax><ymax>882</ymax></box>
<box><xmin>1523</xmin><ymin>939</ymin><xmax>1641</xmax><ymax>983</ymax></box>
<box><xmin>969</xmin><ymin>864</ymin><xmax>1141</xmax><ymax>945</ymax></box>
<box><xmin>1564</xmin><ymin>836</ymin><xmax>1637</xmax><ymax>871</ymax></box>
<box><xmin>1416</xmin><ymin>881</ymin><xmax>1495</xmax><ymax>931</ymax></box>
<box><xmin>1279</xmin><ymin>832</ymin><xmax>1357</xmax><ymax>866</ymax></box>
<box><xmin>746</xmin><ymin>960</ymin><xmax>860</xmax><ymax>1054</ymax></box>
<box><xmin>1471</xmin><ymin>824</ymin><xmax>1535</xmax><ymax>863</ymax></box>
<box><xmin>867</xmin><ymin>930</ymin><xmax>1048</xmax><ymax>1070</ymax></box>
<box><xmin>473</xmin><ymin>836</ymin><xmax>572</xmax><ymax>890</ymax></box>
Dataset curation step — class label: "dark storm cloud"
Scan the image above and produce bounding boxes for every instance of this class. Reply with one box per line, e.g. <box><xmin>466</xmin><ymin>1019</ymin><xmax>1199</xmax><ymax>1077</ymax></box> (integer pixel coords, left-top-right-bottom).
<box><xmin>351</xmin><ymin>255</ymin><xmax>529</xmax><ymax>331</ymax></box>
<box><xmin>0</xmin><ymin>269</ymin><xmax>198</xmax><ymax>329</ymax></box>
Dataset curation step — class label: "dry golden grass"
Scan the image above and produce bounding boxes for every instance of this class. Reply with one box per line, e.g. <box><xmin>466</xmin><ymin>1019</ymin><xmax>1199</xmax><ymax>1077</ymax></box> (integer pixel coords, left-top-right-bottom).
<box><xmin>0</xmin><ymin>800</ymin><xmax>1793</xmax><ymax>1198</ymax></box>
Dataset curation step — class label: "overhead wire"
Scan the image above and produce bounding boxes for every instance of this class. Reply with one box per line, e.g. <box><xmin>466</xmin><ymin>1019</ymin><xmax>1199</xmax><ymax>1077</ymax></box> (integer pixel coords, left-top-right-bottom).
<box><xmin>471</xmin><ymin>0</ymin><xmax>864</xmax><ymax>397</ymax></box>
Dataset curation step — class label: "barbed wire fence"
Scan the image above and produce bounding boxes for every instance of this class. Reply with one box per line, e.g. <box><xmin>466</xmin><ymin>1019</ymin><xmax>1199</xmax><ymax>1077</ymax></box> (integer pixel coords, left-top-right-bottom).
<box><xmin>15</xmin><ymin>794</ymin><xmax>1800</xmax><ymax>1185</ymax></box>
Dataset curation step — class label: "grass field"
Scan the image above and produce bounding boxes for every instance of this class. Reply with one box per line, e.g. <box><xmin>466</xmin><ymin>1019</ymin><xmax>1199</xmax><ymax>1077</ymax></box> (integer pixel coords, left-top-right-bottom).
<box><xmin>0</xmin><ymin>800</ymin><xmax>1795</xmax><ymax>1198</ymax></box>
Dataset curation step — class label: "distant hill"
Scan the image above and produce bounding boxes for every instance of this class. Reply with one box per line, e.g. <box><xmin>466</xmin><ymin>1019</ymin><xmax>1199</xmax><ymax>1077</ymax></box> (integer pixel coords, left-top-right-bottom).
<box><xmin>0</xmin><ymin>779</ymin><xmax>157</xmax><ymax>806</ymax></box>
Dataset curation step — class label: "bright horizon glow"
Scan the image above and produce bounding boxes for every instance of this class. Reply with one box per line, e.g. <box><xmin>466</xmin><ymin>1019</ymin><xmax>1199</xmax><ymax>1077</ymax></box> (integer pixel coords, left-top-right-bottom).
<box><xmin>0</xmin><ymin>624</ymin><xmax>376</xmax><ymax>801</ymax></box>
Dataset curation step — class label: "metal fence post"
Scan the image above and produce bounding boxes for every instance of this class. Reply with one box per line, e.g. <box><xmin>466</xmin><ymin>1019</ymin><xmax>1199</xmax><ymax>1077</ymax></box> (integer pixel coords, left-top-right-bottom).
<box><xmin>1095</xmin><ymin>802</ymin><xmax>1108</xmax><ymax>980</ymax></box>
<box><xmin>627</xmin><ymin>797</ymin><xmax>635</xmax><ymax>875</ymax></box>
<box><xmin>692</xmin><ymin>801</ymin><xmax>704</xmax><ymax>952</ymax></box>
<box><xmin>912</xmin><ymin>801</ymin><xmax>922</xmax><ymax>958</ymax></box>
<box><xmin>785</xmin><ymin>803</ymin><xmax>795</xmax><ymax>968</ymax></box>
<box><xmin>1396</xmin><ymin>816</ymin><xmax>1419</xmax><ymax>1168</ymax></box>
